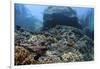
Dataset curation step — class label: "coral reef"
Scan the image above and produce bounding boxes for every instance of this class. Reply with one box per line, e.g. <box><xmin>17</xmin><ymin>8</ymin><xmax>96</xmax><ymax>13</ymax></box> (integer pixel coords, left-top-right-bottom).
<box><xmin>14</xmin><ymin>5</ymin><xmax>94</xmax><ymax>65</ymax></box>
<box><xmin>15</xmin><ymin>25</ymin><xmax>94</xmax><ymax>65</ymax></box>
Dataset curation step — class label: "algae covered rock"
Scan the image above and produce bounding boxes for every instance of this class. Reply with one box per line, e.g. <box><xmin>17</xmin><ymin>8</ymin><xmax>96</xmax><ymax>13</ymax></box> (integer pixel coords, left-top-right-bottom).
<box><xmin>43</xmin><ymin>6</ymin><xmax>82</xmax><ymax>30</ymax></box>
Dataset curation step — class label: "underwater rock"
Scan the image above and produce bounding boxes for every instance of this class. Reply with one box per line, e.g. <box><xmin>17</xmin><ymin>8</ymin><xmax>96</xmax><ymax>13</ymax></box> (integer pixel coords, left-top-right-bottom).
<box><xmin>43</xmin><ymin>6</ymin><xmax>82</xmax><ymax>30</ymax></box>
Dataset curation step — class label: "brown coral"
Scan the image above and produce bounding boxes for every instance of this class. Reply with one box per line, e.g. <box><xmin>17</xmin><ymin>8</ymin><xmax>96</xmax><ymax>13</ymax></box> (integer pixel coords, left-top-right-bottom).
<box><xmin>15</xmin><ymin>46</ymin><xmax>37</xmax><ymax>65</ymax></box>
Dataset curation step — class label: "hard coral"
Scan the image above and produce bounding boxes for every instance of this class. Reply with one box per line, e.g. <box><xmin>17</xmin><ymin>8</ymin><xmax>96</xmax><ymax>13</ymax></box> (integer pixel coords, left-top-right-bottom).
<box><xmin>15</xmin><ymin>46</ymin><xmax>37</xmax><ymax>65</ymax></box>
<box><xmin>61</xmin><ymin>51</ymin><xmax>83</xmax><ymax>62</ymax></box>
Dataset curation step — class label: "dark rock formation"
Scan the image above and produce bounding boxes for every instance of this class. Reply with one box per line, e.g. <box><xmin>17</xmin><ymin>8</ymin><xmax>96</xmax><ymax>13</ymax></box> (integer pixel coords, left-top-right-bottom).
<box><xmin>43</xmin><ymin>6</ymin><xmax>82</xmax><ymax>30</ymax></box>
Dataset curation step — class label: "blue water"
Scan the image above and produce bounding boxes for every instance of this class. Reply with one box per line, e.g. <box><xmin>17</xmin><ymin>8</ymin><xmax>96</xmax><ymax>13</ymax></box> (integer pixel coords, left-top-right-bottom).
<box><xmin>15</xmin><ymin>4</ymin><xmax>94</xmax><ymax>34</ymax></box>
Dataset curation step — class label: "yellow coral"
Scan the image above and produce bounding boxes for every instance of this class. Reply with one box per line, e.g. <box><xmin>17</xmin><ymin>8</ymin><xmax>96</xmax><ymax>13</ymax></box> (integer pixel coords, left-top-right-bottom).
<box><xmin>15</xmin><ymin>46</ymin><xmax>37</xmax><ymax>65</ymax></box>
